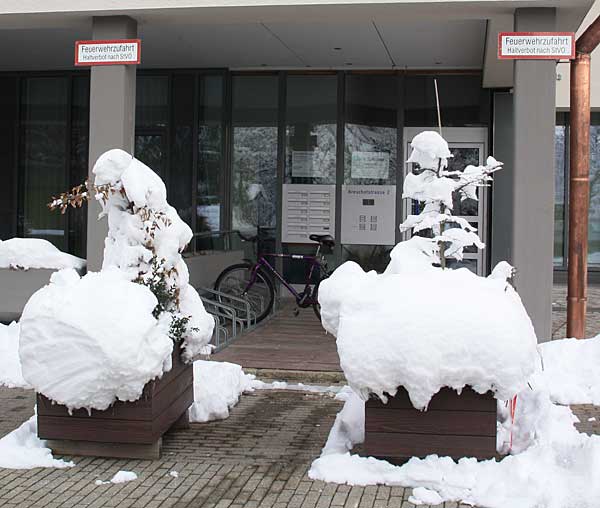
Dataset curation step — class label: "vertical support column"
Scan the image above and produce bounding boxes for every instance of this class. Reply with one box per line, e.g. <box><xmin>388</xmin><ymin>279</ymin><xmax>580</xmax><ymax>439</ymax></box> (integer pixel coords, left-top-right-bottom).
<box><xmin>512</xmin><ymin>8</ymin><xmax>556</xmax><ymax>340</ymax></box>
<box><xmin>86</xmin><ymin>16</ymin><xmax>137</xmax><ymax>271</ymax></box>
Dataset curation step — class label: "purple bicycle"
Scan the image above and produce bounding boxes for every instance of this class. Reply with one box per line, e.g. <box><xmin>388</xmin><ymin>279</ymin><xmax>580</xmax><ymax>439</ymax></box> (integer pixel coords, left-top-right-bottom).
<box><xmin>214</xmin><ymin>232</ymin><xmax>334</xmax><ymax>323</ymax></box>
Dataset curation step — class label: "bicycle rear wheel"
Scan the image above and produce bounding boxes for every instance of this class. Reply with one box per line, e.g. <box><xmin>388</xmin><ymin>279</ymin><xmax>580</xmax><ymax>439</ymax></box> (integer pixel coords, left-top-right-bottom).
<box><xmin>214</xmin><ymin>263</ymin><xmax>275</xmax><ymax>323</ymax></box>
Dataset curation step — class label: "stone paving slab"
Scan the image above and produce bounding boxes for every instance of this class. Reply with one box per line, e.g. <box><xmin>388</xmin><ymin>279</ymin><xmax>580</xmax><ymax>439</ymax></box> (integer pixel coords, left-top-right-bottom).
<box><xmin>1</xmin><ymin>385</ymin><xmax>599</xmax><ymax>508</ymax></box>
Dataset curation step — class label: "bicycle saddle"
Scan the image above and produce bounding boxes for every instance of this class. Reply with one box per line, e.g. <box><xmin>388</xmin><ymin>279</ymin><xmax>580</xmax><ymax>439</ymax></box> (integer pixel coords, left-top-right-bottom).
<box><xmin>309</xmin><ymin>234</ymin><xmax>335</xmax><ymax>248</ymax></box>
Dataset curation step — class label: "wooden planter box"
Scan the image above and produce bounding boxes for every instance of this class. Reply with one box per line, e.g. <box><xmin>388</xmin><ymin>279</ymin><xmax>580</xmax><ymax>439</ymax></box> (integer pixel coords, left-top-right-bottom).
<box><xmin>37</xmin><ymin>346</ymin><xmax>193</xmax><ymax>459</ymax></box>
<box><xmin>363</xmin><ymin>386</ymin><xmax>497</xmax><ymax>464</ymax></box>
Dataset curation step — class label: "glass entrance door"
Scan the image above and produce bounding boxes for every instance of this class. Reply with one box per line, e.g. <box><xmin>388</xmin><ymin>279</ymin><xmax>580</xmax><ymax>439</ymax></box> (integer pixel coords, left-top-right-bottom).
<box><xmin>403</xmin><ymin>127</ymin><xmax>489</xmax><ymax>275</ymax></box>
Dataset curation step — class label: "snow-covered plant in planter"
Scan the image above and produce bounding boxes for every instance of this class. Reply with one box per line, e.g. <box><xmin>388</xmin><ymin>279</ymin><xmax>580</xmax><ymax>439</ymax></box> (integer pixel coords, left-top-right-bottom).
<box><xmin>19</xmin><ymin>149</ymin><xmax>214</xmax><ymax>413</ymax></box>
<box><xmin>318</xmin><ymin>131</ymin><xmax>539</xmax><ymax>463</ymax></box>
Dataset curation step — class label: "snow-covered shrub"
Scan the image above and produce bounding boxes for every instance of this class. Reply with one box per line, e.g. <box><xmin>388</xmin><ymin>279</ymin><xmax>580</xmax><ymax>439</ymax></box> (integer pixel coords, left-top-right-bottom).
<box><xmin>19</xmin><ymin>149</ymin><xmax>214</xmax><ymax>411</ymax></box>
<box><xmin>318</xmin><ymin>130</ymin><xmax>538</xmax><ymax>409</ymax></box>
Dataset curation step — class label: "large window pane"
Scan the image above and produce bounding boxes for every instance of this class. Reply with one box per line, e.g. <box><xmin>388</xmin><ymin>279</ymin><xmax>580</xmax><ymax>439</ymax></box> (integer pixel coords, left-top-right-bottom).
<box><xmin>0</xmin><ymin>78</ymin><xmax>18</xmax><ymax>240</ymax></box>
<box><xmin>135</xmin><ymin>76</ymin><xmax>168</xmax><ymax>129</ymax></box>
<box><xmin>285</xmin><ymin>75</ymin><xmax>337</xmax><ymax>184</ymax></box>
<box><xmin>405</xmin><ymin>75</ymin><xmax>490</xmax><ymax>127</ymax></box>
<box><xmin>232</xmin><ymin>75</ymin><xmax>278</xmax><ymax>254</ymax></box>
<box><xmin>20</xmin><ymin>77</ymin><xmax>69</xmax><ymax>250</ymax></box>
<box><xmin>170</xmin><ymin>74</ymin><xmax>195</xmax><ymax>227</ymax></box>
<box><xmin>197</xmin><ymin>75</ymin><xmax>224</xmax><ymax>236</ymax></box>
<box><xmin>135</xmin><ymin>76</ymin><xmax>168</xmax><ymax>181</ymax></box>
<box><xmin>344</xmin><ymin>74</ymin><xmax>397</xmax><ymax>185</ymax></box>
<box><xmin>589</xmin><ymin>120</ymin><xmax>600</xmax><ymax>265</ymax></box>
<box><xmin>69</xmin><ymin>76</ymin><xmax>90</xmax><ymax>258</ymax></box>
<box><xmin>554</xmin><ymin>119</ymin><xmax>566</xmax><ymax>267</ymax></box>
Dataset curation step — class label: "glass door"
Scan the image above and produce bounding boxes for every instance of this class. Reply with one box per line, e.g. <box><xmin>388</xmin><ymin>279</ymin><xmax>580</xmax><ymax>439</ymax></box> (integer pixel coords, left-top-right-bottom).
<box><xmin>403</xmin><ymin>127</ymin><xmax>489</xmax><ymax>275</ymax></box>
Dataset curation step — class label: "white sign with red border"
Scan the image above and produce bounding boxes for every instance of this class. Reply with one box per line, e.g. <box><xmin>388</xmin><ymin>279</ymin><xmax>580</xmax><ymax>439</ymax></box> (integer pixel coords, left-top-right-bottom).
<box><xmin>498</xmin><ymin>32</ymin><xmax>575</xmax><ymax>60</ymax></box>
<box><xmin>75</xmin><ymin>39</ymin><xmax>141</xmax><ymax>66</ymax></box>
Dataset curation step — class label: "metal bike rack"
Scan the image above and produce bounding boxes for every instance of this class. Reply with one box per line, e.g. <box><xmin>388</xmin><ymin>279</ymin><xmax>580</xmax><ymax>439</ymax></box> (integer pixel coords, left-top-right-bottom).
<box><xmin>197</xmin><ymin>287</ymin><xmax>259</xmax><ymax>353</ymax></box>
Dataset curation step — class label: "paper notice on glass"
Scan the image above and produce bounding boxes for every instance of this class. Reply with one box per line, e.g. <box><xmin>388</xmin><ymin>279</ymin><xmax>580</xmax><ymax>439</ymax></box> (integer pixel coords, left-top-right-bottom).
<box><xmin>351</xmin><ymin>152</ymin><xmax>390</xmax><ymax>179</ymax></box>
<box><xmin>282</xmin><ymin>184</ymin><xmax>336</xmax><ymax>243</ymax></box>
<box><xmin>292</xmin><ymin>151</ymin><xmax>315</xmax><ymax>178</ymax></box>
<box><xmin>341</xmin><ymin>185</ymin><xmax>396</xmax><ymax>245</ymax></box>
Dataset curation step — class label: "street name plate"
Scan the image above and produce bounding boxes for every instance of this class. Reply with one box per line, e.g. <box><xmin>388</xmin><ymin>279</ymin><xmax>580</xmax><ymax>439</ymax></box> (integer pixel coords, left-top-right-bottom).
<box><xmin>498</xmin><ymin>32</ymin><xmax>575</xmax><ymax>60</ymax></box>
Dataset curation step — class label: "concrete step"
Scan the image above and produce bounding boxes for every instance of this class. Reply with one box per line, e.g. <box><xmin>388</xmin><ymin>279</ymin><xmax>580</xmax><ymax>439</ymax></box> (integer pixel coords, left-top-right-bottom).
<box><xmin>243</xmin><ymin>367</ymin><xmax>346</xmax><ymax>386</ymax></box>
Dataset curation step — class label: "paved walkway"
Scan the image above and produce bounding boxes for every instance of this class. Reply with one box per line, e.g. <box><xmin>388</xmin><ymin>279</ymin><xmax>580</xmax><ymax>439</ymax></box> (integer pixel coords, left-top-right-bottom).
<box><xmin>552</xmin><ymin>283</ymin><xmax>600</xmax><ymax>339</ymax></box>
<box><xmin>213</xmin><ymin>300</ymin><xmax>341</xmax><ymax>378</ymax></box>
<box><xmin>1</xmin><ymin>284</ymin><xmax>600</xmax><ymax>507</ymax></box>
<box><xmin>1</xmin><ymin>385</ymin><xmax>599</xmax><ymax>508</ymax></box>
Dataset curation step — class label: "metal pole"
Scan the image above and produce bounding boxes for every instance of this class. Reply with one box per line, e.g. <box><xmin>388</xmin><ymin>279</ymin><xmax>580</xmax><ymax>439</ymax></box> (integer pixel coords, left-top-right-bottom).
<box><xmin>567</xmin><ymin>51</ymin><xmax>591</xmax><ymax>339</ymax></box>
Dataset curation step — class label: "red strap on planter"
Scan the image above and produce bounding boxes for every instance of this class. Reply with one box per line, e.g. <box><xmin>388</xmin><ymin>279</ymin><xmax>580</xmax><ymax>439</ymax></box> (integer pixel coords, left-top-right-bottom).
<box><xmin>509</xmin><ymin>395</ymin><xmax>518</xmax><ymax>451</ymax></box>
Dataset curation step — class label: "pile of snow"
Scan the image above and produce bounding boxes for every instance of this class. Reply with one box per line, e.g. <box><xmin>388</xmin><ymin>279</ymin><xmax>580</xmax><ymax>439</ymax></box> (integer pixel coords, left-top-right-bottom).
<box><xmin>189</xmin><ymin>360</ymin><xmax>343</xmax><ymax>423</ymax></box>
<box><xmin>0</xmin><ymin>238</ymin><xmax>85</xmax><ymax>271</ymax></box>
<box><xmin>95</xmin><ymin>470</ymin><xmax>137</xmax><ymax>485</ymax></box>
<box><xmin>319</xmin><ymin>238</ymin><xmax>538</xmax><ymax>410</ymax></box>
<box><xmin>189</xmin><ymin>360</ymin><xmax>256</xmax><ymax>422</ymax></box>
<box><xmin>19</xmin><ymin>268</ymin><xmax>173</xmax><ymax>411</ymax></box>
<box><xmin>0</xmin><ymin>415</ymin><xmax>74</xmax><ymax>470</ymax></box>
<box><xmin>309</xmin><ymin>377</ymin><xmax>600</xmax><ymax>508</ymax></box>
<box><xmin>0</xmin><ymin>322</ymin><xmax>29</xmax><ymax>388</ymax></box>
<box><xmin>537</xmin><ymin>336</ymin><xmax>600</xmax><ymax>405</ymax></box>
<box><xmin>18</xmin><ymin>150</ymin><xmax>213</xmax><ymax>411</ymax></box>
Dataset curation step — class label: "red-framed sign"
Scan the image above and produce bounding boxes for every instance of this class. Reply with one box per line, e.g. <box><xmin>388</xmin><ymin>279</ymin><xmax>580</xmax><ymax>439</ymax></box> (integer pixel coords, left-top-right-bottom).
<box><xmin>498</xmin><ymin>32</ymin><xmax>575</xmax><ymax>60</ymax></box>
<box><xmin>75</xmin><ymin>39</ymin><xmax>141</xmax><ymax>66</ymax></box>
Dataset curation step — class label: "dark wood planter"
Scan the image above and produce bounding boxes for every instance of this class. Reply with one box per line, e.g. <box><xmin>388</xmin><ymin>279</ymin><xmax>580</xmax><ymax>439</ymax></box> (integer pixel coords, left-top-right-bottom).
<box><xmin>363</xmin><ymin>386</ymin><xmax>497</xmax><ymax>464</ymax></box>
<box><xmin>36</xmin><ymin>345</ymin><xmax>193</xmax><ymax>459</ymax></box>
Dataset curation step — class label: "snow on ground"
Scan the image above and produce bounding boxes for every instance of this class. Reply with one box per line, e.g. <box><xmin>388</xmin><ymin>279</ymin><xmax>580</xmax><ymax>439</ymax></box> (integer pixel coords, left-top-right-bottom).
<box><xmin>0</xmin><ymin>238</ymin><xmax>85</xmax><ymax>271</ymax></box>
<box><xmin>309</xmin><ymin>337</ymin><xmax>600</xmax><ymax>508</ymax></box>
<box><xmin>189</xmin><ymin>360</ymin><xmax>256</xmax><ymax>422</ymax></box>
<box><xmin>537</xmin><ymin>335</ymin><xmax>600</xmax><ymax>405</ymax></box>
<box><xmin>0</xmin><ymin>416</ymin><xmax>74</xmax><ymax>470</ymax></box>
<box><xmin>0</xmin><ymin>322</ymin><xmax>29</xmax><ymax>388</ymax></box>
<box><xmin>189</xmin><ymin>359</ymin><xmax>342</xmax><ymax>422</ymax></box>
<box><xmin>95</xmin><ymin>470</ymin><xmax>137</xmax><ymax>485</ymax></box>
<box><xmin>319</xmin><ymin>238</ymin><xmax>538</xmax><ymax>410</ymax></box>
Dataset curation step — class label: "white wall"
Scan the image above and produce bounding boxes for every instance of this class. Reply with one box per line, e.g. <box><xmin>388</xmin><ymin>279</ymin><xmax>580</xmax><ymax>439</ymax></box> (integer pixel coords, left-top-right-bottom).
<box><xmin>556</xmin><ymin>0</ymin><xmax>600</xmax><ymax>109</ymax></box>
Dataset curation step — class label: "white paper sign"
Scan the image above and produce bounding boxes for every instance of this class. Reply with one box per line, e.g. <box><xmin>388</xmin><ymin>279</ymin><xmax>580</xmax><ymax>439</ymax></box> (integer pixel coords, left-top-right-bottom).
<box><xmin>341</xmin><ymin>185</ymin><xmax>396</xmax><ymax>245</ymax></box>
<box><xmin>282</xmin><ymin>184</ymin><xmax>336</xmax><ymax>243</ymax></box>
<box><xmin>291</xmin><ymin>151</ymin><xmax>314</xmax><ymax>178</ymax></box>
<box><xmin>351</xmin><ymin>152</ymin><xmax>390</xmax><ymax>179</ymax></box>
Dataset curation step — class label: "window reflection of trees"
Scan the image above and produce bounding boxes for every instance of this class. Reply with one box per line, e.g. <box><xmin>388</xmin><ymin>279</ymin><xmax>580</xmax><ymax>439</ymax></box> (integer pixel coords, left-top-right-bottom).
<box><xmin>285</xmin><ymin>123</ymin><xmax>337</xmax><ymax>184</ymax></box>
<box><xmin>344</xmin><ymin>124</ymin><xmax>396</xmax><ymax>185</ymax></box>
<box><xmin>232</xmin><ymin>126</ymin><xmax>278</xmax><ymax>233</ymax></box>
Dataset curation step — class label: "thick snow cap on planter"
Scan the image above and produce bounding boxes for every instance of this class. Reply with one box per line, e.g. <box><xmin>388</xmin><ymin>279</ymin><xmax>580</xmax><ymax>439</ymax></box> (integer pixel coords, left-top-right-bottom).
<box><xmin>19</xmin><ymin>268</ymin><xmax>173</xmax><ymax>411</ymax></box>
<box><xmin>319</xmin><ymin>238</ymin><xmax>538</xmax><ymax>410</ymax></box>
<box><xmin>0</xmin><ymin>238</ymin><xmax>85</xmax><ymax>271</ymax></box>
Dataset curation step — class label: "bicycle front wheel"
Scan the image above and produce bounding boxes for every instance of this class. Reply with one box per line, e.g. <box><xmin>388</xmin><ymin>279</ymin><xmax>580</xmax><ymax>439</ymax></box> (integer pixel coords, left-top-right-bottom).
<box><xmin>214</xmin><ymin>263</ymin><xmax>275</xmax><ymax>323</ymax></box>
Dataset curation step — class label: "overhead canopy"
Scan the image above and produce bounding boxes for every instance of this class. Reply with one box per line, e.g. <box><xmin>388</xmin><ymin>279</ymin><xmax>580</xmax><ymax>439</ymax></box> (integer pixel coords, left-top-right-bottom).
<box><xmin>0</xmin><ymin>0</ymin><xmax>594</xmax><ymax>87</ymax></box>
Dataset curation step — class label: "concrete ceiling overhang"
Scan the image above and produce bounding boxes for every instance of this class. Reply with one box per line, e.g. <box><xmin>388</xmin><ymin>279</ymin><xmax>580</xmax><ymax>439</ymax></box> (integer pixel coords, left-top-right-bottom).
<box><xmin>0</xmin><ymin>0</ymin><xmax>594</xmax><ymax>78</ymax></box>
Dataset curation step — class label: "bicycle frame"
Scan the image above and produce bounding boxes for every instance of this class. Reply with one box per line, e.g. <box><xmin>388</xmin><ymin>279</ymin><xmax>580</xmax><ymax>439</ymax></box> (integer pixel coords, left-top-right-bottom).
<box><xmin>245</xmin><ymin>251</ymin><xmax>323</xmax><ymax>306</ymax></box>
